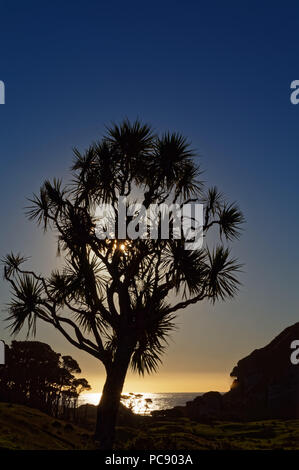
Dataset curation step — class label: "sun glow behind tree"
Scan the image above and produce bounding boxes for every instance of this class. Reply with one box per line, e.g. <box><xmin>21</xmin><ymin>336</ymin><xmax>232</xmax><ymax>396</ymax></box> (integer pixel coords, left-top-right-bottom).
<box><xmin>3</xmin><ymin>119</ymin><xmax>244</xmax><ymax>448</ymax></box>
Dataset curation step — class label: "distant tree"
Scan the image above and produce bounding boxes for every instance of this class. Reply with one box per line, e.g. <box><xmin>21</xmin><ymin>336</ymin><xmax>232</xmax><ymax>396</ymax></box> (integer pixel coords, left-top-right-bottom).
<box><xmin>121</xmin><ymin>393</ymin><xmax>152</xmax><ymax>414</ymax></box>
<box><xmin>3</xmin><ymin>119</ymin><xmax>244</xmax><ymax>448</ymax></box>
<box><xmin>0</xmin><ymin>341</ymin><xmax>90</xmax><ymax>417</ymax></box>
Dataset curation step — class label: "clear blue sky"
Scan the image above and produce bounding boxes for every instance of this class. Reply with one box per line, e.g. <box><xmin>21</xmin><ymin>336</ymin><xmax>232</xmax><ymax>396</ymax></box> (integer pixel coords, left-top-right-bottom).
<box><xmin>0</xmin><ymin>0</ymin><xmax>298</xmax><ymax>393</ymax></box>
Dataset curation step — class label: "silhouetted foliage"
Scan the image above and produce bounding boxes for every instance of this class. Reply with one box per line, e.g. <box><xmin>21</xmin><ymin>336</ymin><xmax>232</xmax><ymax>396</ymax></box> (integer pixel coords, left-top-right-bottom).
<box><xmin>3</xmin><ymin>119</ymin><xmax>244</xmax><ymax>448</ymax></box>
<box><xmin>0</xmin><ymin>341</ymin><xmax>90</xmax><ymax>418</ymax></box>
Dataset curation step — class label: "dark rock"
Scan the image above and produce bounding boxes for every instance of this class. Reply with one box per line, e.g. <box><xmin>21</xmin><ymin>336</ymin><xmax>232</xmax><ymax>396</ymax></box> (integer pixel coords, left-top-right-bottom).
<box><xmin>158</xmin><ymin>322</ymin><xmax>299</xmax><ymax>422</ymax></box>
<box><xmin>225</xmin><ymin>321</ymin><xmax>299</xmax><ymax>419</ymax></box>
<box><xmin>184</xmin><ymin>391</ymin><xmax>223</xmax><ymax>421</ymax></box>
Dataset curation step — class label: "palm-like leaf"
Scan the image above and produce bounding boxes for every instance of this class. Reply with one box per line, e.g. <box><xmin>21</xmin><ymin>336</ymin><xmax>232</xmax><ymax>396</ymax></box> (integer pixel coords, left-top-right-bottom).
<box><xmin>203</xmin><ymin>186</ymin><xmax>223</xmax><ymax>216</ymax></box>
<box><xmin>175</xmin><ymin>161</ymin><xmax>202</xmax><ymax>199</ymax></box>
<box><xmin>152</xmin><ymin>132</ymin><xmax>195</xmax><ymax>190</ymax></box>
<box><xmin>163</xmin><ymin>242</ymin><xmax>208</xmax><ymax>297</ymax></box>
<box><xmin>105</xmin><ymin>118</ymin><xmax>154</xmax><ymax>158</ymax></box>
<box><xmin>6</xmin><ymin>275</ymin><xmax>46</xmax><ymax>335</ymax></box>
<box><xmin>2</xmin><ymin>252</ymin><xmax>29</xmax><ymax>277</ymax></box>
<box><xmin>48</xmin><ymin>270</ymin><xmax>71</xmax><ymax>305</ymax></box>
<box><xmin>207</xmin><ymin>246</ymin><xmax>242</xmax><ymax>302</ymax></box>
<box><xmin>130</xmin><ymin>304</ymin><xmax>175</xmax><ymax>375</ymax></box>
<box><xmin>72</xmin><ymin>142</ymin><xmax>119</xmax><ymax>205</ymax></box>
<box><xmin>43</xmin><ymin>178</ymin><xmax>66</xmax><ymax>208</ymax></box>
<box><xmin>26</xmin><ymin>187</ymin><xmax>50</xmax><ymax>231</ymax></box>
<box><xmin>218</xmin><ymin>202</ymin><xmax>245</xmax><ymax>240</ymax></box>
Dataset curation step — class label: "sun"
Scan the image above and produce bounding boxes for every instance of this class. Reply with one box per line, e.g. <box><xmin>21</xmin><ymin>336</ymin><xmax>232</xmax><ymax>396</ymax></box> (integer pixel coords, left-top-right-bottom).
<box><xmin>113</xmin><ymin>240</ymin><xmax>132</xmax><ymax>255</ymax></box>
<box><xmin>104</xmin><ymin>239</ymin><xmax>133</xmax><ymax>256</ymax></box>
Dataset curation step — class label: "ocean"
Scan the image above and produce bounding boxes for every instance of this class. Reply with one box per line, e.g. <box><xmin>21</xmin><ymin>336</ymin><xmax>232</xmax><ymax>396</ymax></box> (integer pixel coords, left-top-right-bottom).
<box><xmin>79</xmin><ymin>392</ymin><xmax>202</xmax><ymax>415</ymax></box>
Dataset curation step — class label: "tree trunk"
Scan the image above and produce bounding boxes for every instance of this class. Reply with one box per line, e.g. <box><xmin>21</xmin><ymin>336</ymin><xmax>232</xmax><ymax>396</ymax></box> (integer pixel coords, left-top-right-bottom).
<box><xmin>95</xmin><ymin>343</ymin><xmax>132</xmax><ymax>449</ymax></box>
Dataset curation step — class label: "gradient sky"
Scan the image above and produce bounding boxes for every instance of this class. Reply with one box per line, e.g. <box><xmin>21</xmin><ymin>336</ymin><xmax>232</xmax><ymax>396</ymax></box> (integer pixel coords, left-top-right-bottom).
<box><xmin>0</xmin><ymin>1</ymin><xmax>298</xmax><ymax>394</ymax></box>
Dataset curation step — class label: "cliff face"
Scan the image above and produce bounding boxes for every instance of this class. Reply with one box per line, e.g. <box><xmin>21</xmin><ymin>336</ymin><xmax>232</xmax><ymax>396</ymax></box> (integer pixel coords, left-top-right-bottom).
<box><xmin>156</xmin><ymin>323</ymin><xmax>299</xmax><ymax>421</ymax></box>
<box><xmin>225</xmin><ymin>322</ymin><xmax>299</xmax><ymax>420</ymax></box>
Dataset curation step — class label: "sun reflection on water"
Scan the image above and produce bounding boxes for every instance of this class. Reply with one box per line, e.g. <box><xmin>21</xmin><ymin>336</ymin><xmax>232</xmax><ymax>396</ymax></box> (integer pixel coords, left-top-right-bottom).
<box><xmin>80</xmin><ymin>392</ymin><xmax>201</xmax><ymax>415</ymax></box>
<box><xmin>80</xmin><ymin>392</ymin><xmax>155</xmax><ymax>415</ymax></box>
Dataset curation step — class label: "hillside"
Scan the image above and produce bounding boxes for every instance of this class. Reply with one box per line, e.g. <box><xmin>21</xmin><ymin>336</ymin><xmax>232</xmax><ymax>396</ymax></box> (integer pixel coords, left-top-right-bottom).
<box><xmin>0</xmin><ymin>402</ymin><xmax>298</xmax><ymax>450</ymax></box>
<box><xmin>0</xmin><ymin>402</ymin><xmax>94</xmax><ymax>450</ymax></box>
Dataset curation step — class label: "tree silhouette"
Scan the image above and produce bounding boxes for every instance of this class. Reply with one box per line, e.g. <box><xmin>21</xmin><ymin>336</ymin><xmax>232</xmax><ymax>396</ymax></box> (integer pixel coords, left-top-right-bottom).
<box><xmin>3</xmin><ymin>119</ymin><xmax>244</xmax><ymax>448</ymax></box>
<box><xmin>0</xmin><ymin>341</ymin><xmax>90</xmax><ymax>417</ymax></box>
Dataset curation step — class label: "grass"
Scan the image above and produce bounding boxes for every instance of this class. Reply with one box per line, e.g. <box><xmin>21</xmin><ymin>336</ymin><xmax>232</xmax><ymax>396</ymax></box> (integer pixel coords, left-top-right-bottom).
<box><xmin>0</xmin><ymin>402</ymin><xmax>94</xmax><ymax>450</ymax></box>
<box><xmin>115</xmin><ymin>417</ymin><xmax>299</xmax><ymax>450</ymax></box>
<box><xmin>0</xmin><ymin>402</ymin><xmax>298</xmax><ymax>450</ymax></box>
